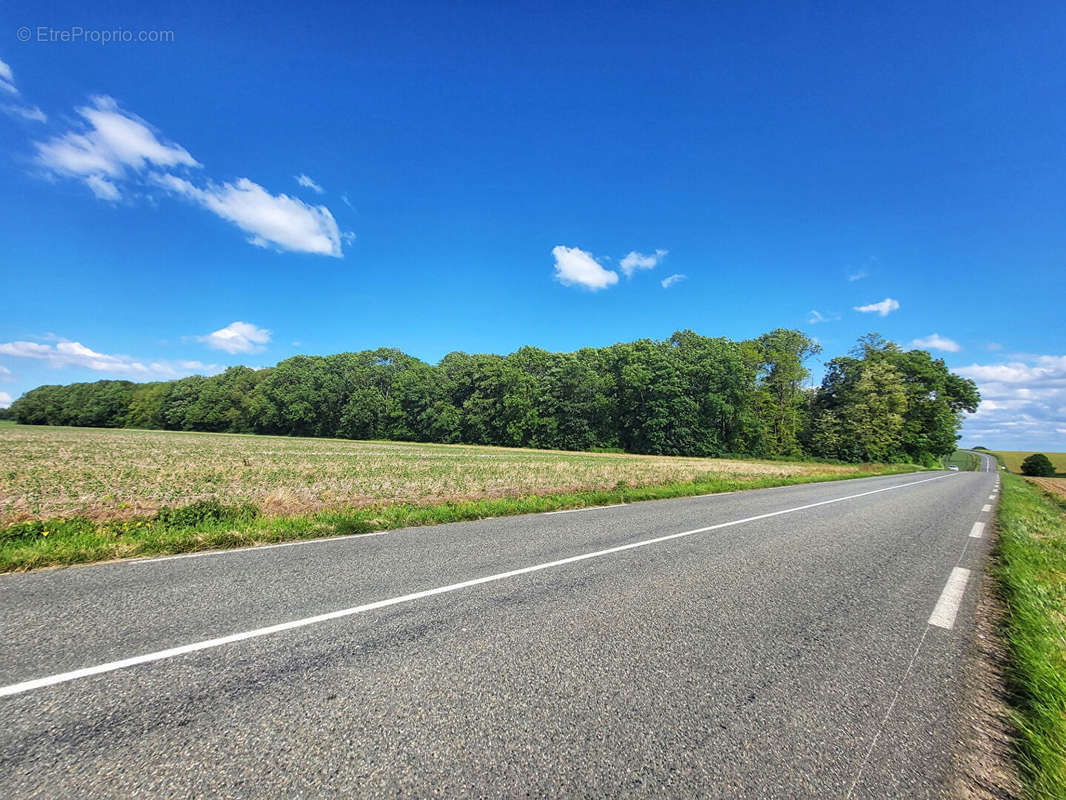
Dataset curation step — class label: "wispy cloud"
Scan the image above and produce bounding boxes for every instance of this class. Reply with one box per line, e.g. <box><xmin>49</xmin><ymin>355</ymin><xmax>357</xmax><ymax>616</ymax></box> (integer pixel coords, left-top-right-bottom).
<box><xmin>0</xmin><ymin>56</ymin><xmax>47</xmax><ymax>123</ymax></box>
<box><xmin>196</xmin><ymin>321</ymin><xmax>271</xmax><ymax>354</ymax></box>
<box><xmin>956</xmin><ymin>354</ymin><xmax>1066</xmax><ymax>449</ymax></box>
<box><xmin>34</xmin><ymin>95</ymin><xmax>198</xmax><ymax>201</ymax></box>
<box><xmin>296</xmin><ymin>173</ymin><xmax>324</xmax><ymax>194</ymax></box>
<box><xmin>0</xmin><ymin>339</ymin><xmax>220</xmax><ymax>378</ymax></box>
<box><xmin>154</xmin><ymin>174</ymin><xmax>344</xmax><ymax>257</ymax></box>
<box><xmin>854</xmin><ymin>297</ymin><xmax>900</xmax><ymax>317</ymax></box>
<box><xmin>0</xmin><ymin>58</ymin><xmax>15</xmax><ymax>95</ymax></box>
<box><xmin>661</xmin><ymin>273</ymin><xmax>686</xmax><ymax>289</ymax></box>
<box><xmin>4</xmin><ymin>103</ymin><xmax>47</xmax><ymax>123</ymax></box>
<box><xmin>909</xmin><ymin>333</ymin><xmax>960</xmax><ymax>353</ymax></box>
<box><xmin>27</xmin><ymin>93</ymin><xmax>349</xmax><ymax>256</ymax></box>
<box><xmin>847</xmin><ymin>270</ymin><xmax>868</xmax><ymax>282</ymax></box>
<box><xmin>808</xmin><ymin>310</ymin><xmax>840</xmax><ymax>324</ymax></box>
<box><xmin>552</xmin><ymin>246</ymin><xmax>618</xmax><ymax>290</ymax></box>
<box><xmin>619</xmin><ymin>249</ymin><xmax>668</xmax><ymax>277</ymax></box>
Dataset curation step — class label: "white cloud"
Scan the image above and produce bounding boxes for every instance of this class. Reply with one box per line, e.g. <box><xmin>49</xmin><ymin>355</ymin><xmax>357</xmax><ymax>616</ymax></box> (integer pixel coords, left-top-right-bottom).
<box><xmin>955</xmin><ymin>354</ymin><xmax>1066</xmax><ymax>449</ymax></box>
<box><xmin>552</xmin><ymin>246</ymin><xmax>618</xmax><ymax>290</ymax></box>
<box><xmin>853</xmin><ymin>297</ymin><xmax>900</xmax><ymax>317</ymax></box>
<box><xmin>27</xmin><ymin>94</ymin><xmax>348</xmax><ymax>256</ymax></box>
<box><xmin>155</xmin><ymin>174</ymin><xmax>344</xmax><ymax>257</ymax></box>
<box><xmin>0</xmin><ymin>391</ymin><xmax>12</xmax><ymax>409</ymax></box>
<box><xmin>296</xmin><ymin>173</ymin><xmax>324</xmax><ymax>194</ymax></box>
<box><xmin>196</xmin><ymin>321</ymin><xmax>271</xmax><ymax>354</ymax></box>
<box><xmin>0</xmin><ymin>365</ymin><xmax>10</xmax><ymax>376</ymax></box>
<box><xmin>847</xmin><ymin>270</ymin><xmax>867</xmax><ymax>282</ymax></box>
<box><xmin>808</xmin><ymin>310</ymin><xmax>840</xmax><ymax>324</ymax></box>
<box><xmin>0</xmin><ymin>57</ymin><xmax>17</xmax><ymax>95</ymax></box>
<box><xmin>85</xmin><ymin>174</ymin><xmax>121</xmax><ymax>201</ymax></box>
<box><xmin>619</xmin><ymin>249</ymin><xmax>668</xmax><ymax>277</ymax></box>
<box><xmin>661</xmin><ymin>273</ymin><xmax>686</xmax><ymax>289</ymax></box>
<box><xmin>34</xmin><ymin>95</ymin><xmax>199</xmax><ymax>200</ymax></box>
<box><xmin>909</xmin><ymin>333</ymin><xmax>961</xmax><ymax>353</ymax></box>
<box><xmin>0</xmin><ymin>58</ymin><xmax>47</xmax><ymax>121</ymax></box>
<box><xmin>3</xmin><ymin>104</ymin><xmax>46</xmax><ymax>123</ymax></box>
<box><xmin>0</xmin><ymin>339</ymin><xmax>220</xmax><ymax>378</ymax></box>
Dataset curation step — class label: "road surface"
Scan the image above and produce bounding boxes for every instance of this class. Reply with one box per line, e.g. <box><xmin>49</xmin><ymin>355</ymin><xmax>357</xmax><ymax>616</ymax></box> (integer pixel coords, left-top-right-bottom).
<box><xmin>0</xmin><ymin>462</ymin><xmax>1000</xmax><ymax>798</ymax></box>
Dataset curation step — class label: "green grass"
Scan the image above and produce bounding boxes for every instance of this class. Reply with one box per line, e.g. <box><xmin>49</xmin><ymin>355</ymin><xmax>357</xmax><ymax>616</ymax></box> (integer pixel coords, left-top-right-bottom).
<box><xmin>0</xmin><ymin>464</ymin><xmax>923</xmax><ymax>573</ymax></box>
<box><xmin>994</xmin><ymin>473</ymin><xmax>1066</xmax><ymax>797</ymax></box>
<box><xmin>945</xmin><ymin>450</ymin><xmax>981</xmax><ymax>471</ymax></box>
<box><xmin>992</xmin><ymin>451</ymin><xmax>1066</xmax><ymax>477</ymax></box>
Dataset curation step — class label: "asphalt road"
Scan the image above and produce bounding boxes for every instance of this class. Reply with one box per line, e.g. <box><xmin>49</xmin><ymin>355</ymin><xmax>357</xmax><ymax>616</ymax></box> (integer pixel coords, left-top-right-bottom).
<box><xmin>0</xmin><ymin>461</ymin><xmax>1001</xmax><ymax>798</ymax></box>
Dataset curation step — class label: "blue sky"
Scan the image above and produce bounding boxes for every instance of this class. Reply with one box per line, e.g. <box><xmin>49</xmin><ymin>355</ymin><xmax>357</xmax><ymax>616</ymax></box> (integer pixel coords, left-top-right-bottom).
<box><xmin>1</xmin><ymin>1</ymin><xmax>1064</xmax><ymax>449</ymax></box>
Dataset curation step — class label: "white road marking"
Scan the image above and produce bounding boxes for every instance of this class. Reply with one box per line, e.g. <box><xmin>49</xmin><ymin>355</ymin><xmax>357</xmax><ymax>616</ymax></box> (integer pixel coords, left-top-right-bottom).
<box><xmin>543</xmin><ymin>503</ymin><xmax>627</xmax><ymax>515</ymax></box>
<box><xmin>982</xmin><ymin>504</ymin><xmax>992</xmax><ymax>512</ymax></box>
<box><xmin>988</xmin><ymin>494</ymin><xmax>996</xmax><ymax>500</ymax></box>
<box><xmin>0</xmin><ymin>472</ymin><xmax>953</xmax><ymax>698</ymax></box>
<box><xmin>969</xmin><ymin>522</ymin><xmax>985</xmax><ymax>539</ymax></box>
<box><xmin>131</xmin><ymin>530</ymin><xmax>394</xmax><ymax>565</ymax></box>
<box><xmin>928</xmin><ymin>567</ymin><xmax>971</xmax><ymax>629</ymax></box>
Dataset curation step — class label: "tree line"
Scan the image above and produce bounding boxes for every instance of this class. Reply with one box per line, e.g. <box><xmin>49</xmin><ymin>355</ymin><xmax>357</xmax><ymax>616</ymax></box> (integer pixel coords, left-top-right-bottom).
<box><xmin>8</xmin><ymin>330</ymin><xmax>979</xmax><ymax>464</ymax></box>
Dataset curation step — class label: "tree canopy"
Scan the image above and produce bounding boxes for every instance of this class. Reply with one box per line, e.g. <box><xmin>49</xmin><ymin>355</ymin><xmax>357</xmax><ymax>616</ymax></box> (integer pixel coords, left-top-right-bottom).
<box><xmin>1021</xmin><ymin>453</ymin><xmax>1056</xmax><ymax>477</ymax></box>
<box><xmin>9</xmin><ymin>330</ymin><xmax>979</xmax><ymax>464</ymax></box>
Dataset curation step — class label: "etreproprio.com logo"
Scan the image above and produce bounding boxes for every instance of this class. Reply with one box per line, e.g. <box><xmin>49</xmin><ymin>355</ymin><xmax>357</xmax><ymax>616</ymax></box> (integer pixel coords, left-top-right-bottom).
<box><xmin>17</xmin><ymin>26</ymin><xmax>175</xmax><ymax>44</ymax></box>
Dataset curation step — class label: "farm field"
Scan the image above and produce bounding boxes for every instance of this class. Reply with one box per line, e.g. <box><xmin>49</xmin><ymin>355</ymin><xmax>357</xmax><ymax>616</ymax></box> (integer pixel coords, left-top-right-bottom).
<box><xmin>1026</xmin><ymin>477</ymin><xmax>1066</xmax><ymax>501</ymax></box>
<box><xmin>0</xmin><ymin>424</ymin><xmax>920</xmax><ymax>571</ymax></box>
<box><xmin>0</xmin><ymin>424</ymin><xmax>899</xmax><ymax>526</ymax></box>
<box><xmin>990</xmin><ymin>451</ymin><xmax>1066</xmax><ymax>475</ymax></box>
<box><xmin>945</xmin><ymin>450</ymin><xmax>980</xmax><ymax>471</ymax></box>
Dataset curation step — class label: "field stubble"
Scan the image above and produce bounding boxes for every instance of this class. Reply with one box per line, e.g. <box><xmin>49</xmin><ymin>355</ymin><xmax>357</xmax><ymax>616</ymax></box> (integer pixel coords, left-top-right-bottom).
<box><xmin>3</xmin><ymin>425</ymin><xmax>876</xmax><ymax>526</ymax></box>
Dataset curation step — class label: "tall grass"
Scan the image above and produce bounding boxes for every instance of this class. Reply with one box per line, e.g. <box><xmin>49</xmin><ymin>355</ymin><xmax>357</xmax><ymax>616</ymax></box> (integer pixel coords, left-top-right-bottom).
<box><xmin>995</xmin><ymin>473</ymin><xmax>1066</xmax><ymax>797</ymax></box>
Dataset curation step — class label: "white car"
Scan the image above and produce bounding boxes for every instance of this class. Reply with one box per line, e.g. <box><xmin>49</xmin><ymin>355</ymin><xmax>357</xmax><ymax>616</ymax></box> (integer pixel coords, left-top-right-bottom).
<box><xmin>949</xmin><ymin>465</ymin><xmax>960</xmax><ymax>471</ymax></box>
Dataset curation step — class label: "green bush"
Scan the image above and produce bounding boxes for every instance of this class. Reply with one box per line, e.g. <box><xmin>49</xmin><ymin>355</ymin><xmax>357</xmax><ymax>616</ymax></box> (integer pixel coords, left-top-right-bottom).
<box><xmin>1021</xmin><ymin>453</ymin><xmax>1056</xmax><ymax>477</ymax></box>
<box><xmin>154</xmin><ymin>499</ymin><xmax>259</xmax><ymax>528</ymax></box>
<box><xmin>0</xmin><ymin>517</ymin><xmax>95</xmax><ymax>544</ymax></box>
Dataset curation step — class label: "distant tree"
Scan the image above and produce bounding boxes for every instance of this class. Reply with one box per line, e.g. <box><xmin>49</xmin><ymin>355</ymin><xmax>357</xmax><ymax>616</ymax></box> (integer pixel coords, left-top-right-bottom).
<box><xmin>1021</xmin><ymin>453</ymin><xmax>1056</xmax><ymax>477</ymax></box>
<box><xmin>972</xmin><ymin>446</ymin><xmax>989</xmax><ymax>451</ymax></box>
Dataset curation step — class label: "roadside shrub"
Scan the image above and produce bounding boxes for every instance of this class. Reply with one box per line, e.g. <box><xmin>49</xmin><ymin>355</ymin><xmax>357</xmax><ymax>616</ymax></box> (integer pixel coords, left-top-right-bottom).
<box><xmin>1021</xmin><ymin>453</ymin><xmax>1056</xmax><ymax>477</ymax></box>
<box><xmin>0</xmin><ymin>517</ymin><xmax>95</xmax><ymax>544</ymax></box>
<box><xmin>154</xmin><ymin>499</ymin><xmax>260</xmax><ymax>528</ymax></box>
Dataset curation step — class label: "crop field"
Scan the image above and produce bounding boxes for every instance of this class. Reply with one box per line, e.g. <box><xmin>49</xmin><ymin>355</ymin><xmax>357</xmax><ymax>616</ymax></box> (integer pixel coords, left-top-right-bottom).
<box><xmin>945</xmin><ymin>450</ymin><xmax>981</xmax><ymax>471</ymax></box>
<box><xmin>1026</xmin><ymin>477</ymin><xmax>1066</xmax><ymax>501</ymax></box>
<box><xmin>0</xmin><ymin>424</ymin><xmax>889</xmax><ymax>527</ymax></box>
<box><xmin>991</xmin><ymin>451</ymin><xmax>1066</xmax><ymax>475</ymax></box>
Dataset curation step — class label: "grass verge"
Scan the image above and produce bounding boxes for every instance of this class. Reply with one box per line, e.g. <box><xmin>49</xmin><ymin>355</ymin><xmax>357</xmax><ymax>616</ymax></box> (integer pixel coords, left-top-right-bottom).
<box><xmin>994</xmin><ymin>473</ymin><xmax>1066</xmax><ymax>797</ymax></box>
<box><xmin>0</xmin><ymin>465</ymin><xmax>921</xmax><ymax>573</ymax></box>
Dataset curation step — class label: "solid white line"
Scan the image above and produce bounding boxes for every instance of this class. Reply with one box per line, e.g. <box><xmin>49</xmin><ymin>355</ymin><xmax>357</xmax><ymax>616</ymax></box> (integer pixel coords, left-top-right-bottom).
<box><xmin>928</xmin><ymin>567</ymin><xmax>971</xmax><ymax>629</ymax></box>
<box><xmin>65</xmin><ymin>478</ymin><xmax>903</xmax><ymax>569</ymax></box>
<box><xmin>969</xmin><ymin>522</ymin><xmax>985</xmax><ymax>539</ymax></box>
<box><xmin>542</xmin><ymin>503</ymin><xmax>627</xmax><ymax>515</ymax></box>
<box><xmin>982</xmin><ymin>504</ymin><xmax>992</xmax><ymax>512</ymax></box>
<box><xmin>0</xmin><ymin>473</ymin><xmax>953</xmax><ymax>698</ymax></box>
<box><xmin>131</xmin><ymin>530</ymin><xmax>394</xmax><ymax>565</ymax></box>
